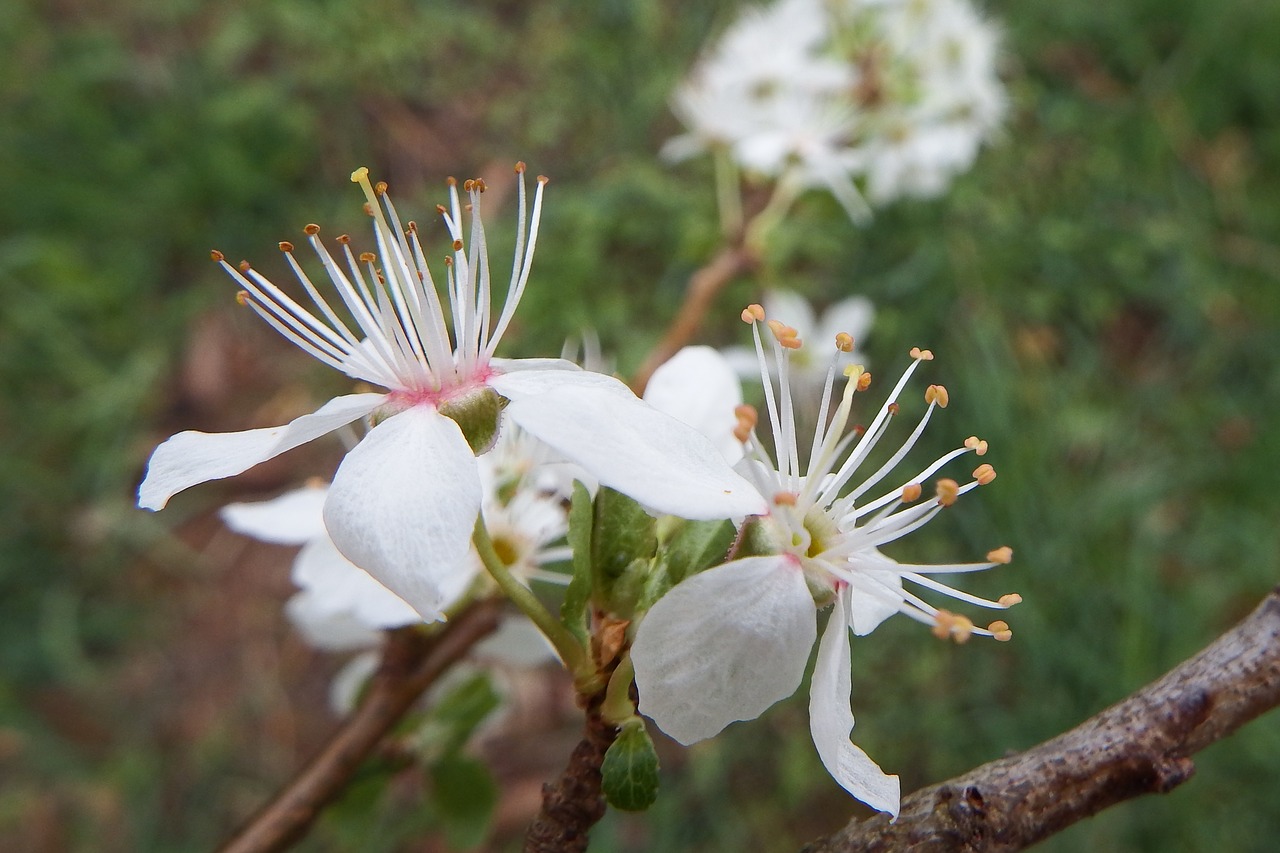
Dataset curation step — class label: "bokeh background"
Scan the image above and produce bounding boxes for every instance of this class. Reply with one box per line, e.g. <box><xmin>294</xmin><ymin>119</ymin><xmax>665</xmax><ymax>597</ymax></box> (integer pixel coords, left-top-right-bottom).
<box><xmin>3</xmin><ymin>0</ymin><xmax>1279</xmax><ymax>850</ymax></box>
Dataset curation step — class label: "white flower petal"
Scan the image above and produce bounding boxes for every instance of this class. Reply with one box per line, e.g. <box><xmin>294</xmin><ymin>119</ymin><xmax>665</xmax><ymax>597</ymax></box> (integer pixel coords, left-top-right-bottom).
<box><xmin>220</xmin><ymin>485</ymin><xmax>330</xmax><ymax>545</ymax></box>
<box><xmin>494</xmin><ymin>370</ymin><xmax>767</xmax><ymax>520</ymax></box>
<box><xmin>138</xmin><ymin>393</ymin><xmax>387</xmax><ymax>510</ymax></box>
<box><xmin>643</xmin><ymin>346</ymin><xmax>744</xmax><ymax>465</ymax></box>
<box><xmin>285</xmin><ymin>590</ymin><xmax>384</xmax><ymax>653</ymax></box>
<box><xmin>489</xmin><ymin>356</ymin><xmax>581</xmax><ymax>374</ymax></box>
<box><xmin>810</xmin><ymin>587</ymin><xmax>900</xmax><ymax>815</ymax></box>
<box><xmin>632</xmin><ymin>556</ymin><xmax>815</xmax><ymax>744</ymax></box>
<box><xmin>473</xmin><ymin>617</ymin><xmax>558</xmax><ymax>668</ymax></box>
<box><xmin>848</xmin><ymin>567</ymin><xmax>905</xmax><ymax>636</ymax></box>
<box><xmin>328</xmin><ymin>650</ymin><xmax>382</xmax><ymax>715</ymax></box>
<box><xmin>323</xmin><ymin>405</ymin><xmax>482</xmax><ymax>620</ymax></box>
<box><xmin>292</xmin><ymin>537</ymin><xmax>426</xmax><ymax>629</ymax></box>
<box><xmin>816</xmin><ymin>295</ymin><xmax>875</xmax><ymax>347</ymax></box>
<box><xmin>764</xmin><ymin>290</ymin><xmax>818</xmax><ymax>341</ymax></box>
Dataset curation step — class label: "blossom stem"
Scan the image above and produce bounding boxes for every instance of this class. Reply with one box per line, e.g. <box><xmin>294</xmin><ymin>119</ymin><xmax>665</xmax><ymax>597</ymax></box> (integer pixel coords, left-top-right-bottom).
<box><xmin>600</xmin><ymin>652</ymin><xmax>637</xmax><ymax>725</ymax></box>
<box><xmin>472</xmin><ymin>517</ymin><xmax>588</xmax><ymax>675</ymax></box>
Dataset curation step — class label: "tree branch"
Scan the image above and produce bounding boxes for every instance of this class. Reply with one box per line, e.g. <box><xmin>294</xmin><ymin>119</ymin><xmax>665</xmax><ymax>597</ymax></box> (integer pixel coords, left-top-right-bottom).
<box><xmin>632</xmin><ymin>243</ymin><xmax>758</xmax><ymax>394</ymax></box>
<box><xmin>522</xmin><ymin>686</ymin><xmax>619</xmax><ymax>853</ymax></box>
<box><xmin>802</xmin><ymin>585</ymin><xmax>1280</xmax><ymax>853</ymax></box>
<box><xmin>218</xmin><ymin>597</ymin><xmax>505</xmax><ymax>853</ymax></box>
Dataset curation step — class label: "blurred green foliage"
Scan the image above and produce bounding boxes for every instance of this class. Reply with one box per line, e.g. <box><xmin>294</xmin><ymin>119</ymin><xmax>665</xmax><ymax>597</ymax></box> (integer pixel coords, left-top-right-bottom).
<box><xmin>1</xmin><ymin>0</ymin><xmax>1278</xmax><ymax>850</ymax></box>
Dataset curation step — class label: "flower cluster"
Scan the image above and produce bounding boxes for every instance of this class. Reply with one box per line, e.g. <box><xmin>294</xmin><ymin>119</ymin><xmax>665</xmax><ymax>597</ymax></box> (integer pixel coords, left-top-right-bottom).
<box><xmin>630</xmin><ymin>306</ymin><xmax>1017</xmax><ymax>816</ymax></box>
<box><xmin>665</xmin><ymin>0</ymin><xmax>1006</xmax><ymax>217</ymax></box>
<box><xmin>138</xmin><ymin>165</ymin><xmax>1017</xmax><ymax>821</ymax></box>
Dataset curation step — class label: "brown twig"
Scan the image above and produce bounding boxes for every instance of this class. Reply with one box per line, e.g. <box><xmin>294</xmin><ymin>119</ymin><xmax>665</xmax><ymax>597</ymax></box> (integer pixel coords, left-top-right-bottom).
<box><xmin>218</xmin><ymin>598</ymin><xmax>505</xmax><ymax>853</ymax></box>
<box><xmin>523</xmin><ymin>688</ymin><xmax>619</xmax><ymax>853</ymax></box>
<box><xmin>801</xmin><ymin>585</ymin><xmax>1280</xmax><ymax>853</ymax></box>
<box><xmin>632</xmin><ymin>243</ymin><xmax>759</xmax><ymax>394</ymax></box>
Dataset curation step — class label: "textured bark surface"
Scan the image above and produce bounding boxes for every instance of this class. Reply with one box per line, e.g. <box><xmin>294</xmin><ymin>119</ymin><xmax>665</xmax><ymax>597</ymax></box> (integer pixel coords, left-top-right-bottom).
<box><xmin>801</xmin><ymin>586</ymin><xmax>1280</xmax><ymax>853</ymax></box>
<box><xmin>218</xmin><ymin>598</ymin><xmax>504</xmax><ymax>853</ymax></box>
<box><xmin>523</xmin><ymin>691</ymin><xmax>619</xmax><ymax>853</ymax></box>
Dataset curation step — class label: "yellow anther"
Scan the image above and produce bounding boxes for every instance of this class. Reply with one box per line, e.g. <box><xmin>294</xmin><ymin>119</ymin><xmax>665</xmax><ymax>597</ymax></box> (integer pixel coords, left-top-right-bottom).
<box><xmin>374</xmin><ymin>180</ymin><xmax>388</xmax><ymax>196</ymax></box>
<box><xmin>359</xmin><ymin>252</ymin><xmax>376</xmax><ymax>264</ymax></box>
<box><xmin>779</xmin><ymin>336</ymin><xmax>803</xmax><ymax>350</ymax></box>
<box><xmin>901</xmin><ymin>483</ymin><xmax>923</xmax><ymax>503</ymax></box>
<box><xmin>998</xmin><ymin>593</ymin><xmax>1023</xmax><ymax>607</ymax></box>
<box><xmin>910</xmin><ymin>347</ymin><xmax>935</xmax><ymax>361</ymax></box>
<box><xmin>278</xmin><ymin>241</ymin><xmax>294</xmax><ymax>253</ymax></box>
<box><xmin>936</xmin><ymin>478</ymin><xmax>960</xmax><ymax>507</ymax></box>
<box><xmin>536</xmin><ymin>174</ymin><xmax>549</xmax><ymax>185</ymax></box>
<box><xmin>742</xmin><ymin>303</ymin><xmax>766</xmax><ymax>322</ymax></box>
<box><xmin>857</xmin><ymin>372</ymin><xmax>872</xmax><ymax>391</ymax></box>
<box><xmin>304</xmin><ymin>223</ymin><xmax>320</xmax><ymax>236</ymax></box>
<box><xmin>773</xmin><ymin>491</ymin><xmax>799</xmax><ymax>507</ymax></box>
<box><xmin>925</xmin><ymin>384</ymin><xmax>949</xmax><ymax>408</ymax></box>
<box><xmin>350</xmin><ymin>166</ymin><xmax>370</xmax><ymax>183</ymax></box>
<box><xmin>446</xmin><ymin>176</ymin><xmax>457</xmax><ymax>187</ymax></box>
<box><xmin>973</xmin><ymin>463</ymin><xmax>997</xmax><ymax>485</ymax></box>
<box><xmin>337</xmin><ymin>234</ymin><xmax>351</xmax><ymax>244</ymax></box>
<box><xmin>238</xmin><ymin>260</ymin><xmax>251</xmax><ymax>272</ymax></box>
<box><xmin>988</xmin><ymin>621</ymin><xmax>1013</xmax><ymax>642</ymax></box>
<box><xmin>965</xmin><ymin>436</ymin><xmax>989</xmax><ymax>456</ymax></box>
<box><xmin>986</xmin><ymin>546</ymin><xmax>1013</xmax><ymax>564</ymax></box>
<box><xmin>766</xmin><ymin>319</ymin><xmax>800</xmax><ymax>342</ymax></box>
<box><xmin>463</xmin><ymin>178</ymin><xmax>475</xmax><ymax>192</ymax></box>
<box><xmin>931</xmin><ymin>610</ymin><xmax>974</xmax><ymax>643</ymax></box>
<box><xmin>210</xmin><ymin>249</ymin><xmax>225</xmax><ymax>262</ymax></box>
<box><xmin>436</xmin><ymin>204</ymin><xmax>448</xmax><ymax>215</ymax></box>
<box><xmin>235</xmin><ymin>290</ymin><xmax>249</xmax><ymax>306</ymax></box>
<box><xmin>475</xmin><ymin>178</ymin><xmax>488</xmax><ymax>192</ymax></box>
<box><xmin>835</xmin><ymin>332</ymin><xmax>854</xmax><ymax>352</ymax></box>
<box><xmin>515</xmin><ymin>161</ymin><xmax>527</xmax><ymax>173</ymax></box>
<box><xmin>733</xmin><ymin>404</ymin><xmax>758</xmax><ymax>443</ymax></box>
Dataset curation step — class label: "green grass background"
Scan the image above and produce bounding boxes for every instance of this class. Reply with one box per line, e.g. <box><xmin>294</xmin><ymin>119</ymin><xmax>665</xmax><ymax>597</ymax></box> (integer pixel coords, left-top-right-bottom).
<box><xmin>2</xmin><ymin>0</ymin><xmax>1278</xmax><ymax>849</ymax></box>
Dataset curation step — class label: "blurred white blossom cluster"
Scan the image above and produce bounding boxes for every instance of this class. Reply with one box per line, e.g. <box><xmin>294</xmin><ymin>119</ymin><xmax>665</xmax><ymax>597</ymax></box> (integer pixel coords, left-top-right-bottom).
<box><xmin>664</xmin><ymin>0</ymin><xmax>1006</xmax><ymax>219</ymax></box>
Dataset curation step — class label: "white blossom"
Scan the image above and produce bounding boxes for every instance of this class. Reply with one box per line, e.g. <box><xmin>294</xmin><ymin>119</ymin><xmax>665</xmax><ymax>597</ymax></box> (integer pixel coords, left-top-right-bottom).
<box><xmin>139</xmin><ymin>166</ymin><xmax>766</xmax><ymax>620</ymax></box>
<box><xmin>631</xmin><ymin>304</ymin><xmax>1018</xmax><ymax>816</ymax></box>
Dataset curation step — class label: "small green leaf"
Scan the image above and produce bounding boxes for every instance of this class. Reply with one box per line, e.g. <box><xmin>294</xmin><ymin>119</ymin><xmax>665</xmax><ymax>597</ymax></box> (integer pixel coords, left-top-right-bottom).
<box><xmin>429</xmin><ymin>754</ymin><xmax>498</xmax><ymax>850</ymax></box>
<box><xmin>637</xmin><ymin>518</ymin><xmax>735</xmax><ymax>613</ymax></box>
<box><xmin>662</xmin><ymin>517</ymin><xmax>735</xmax><ymax>582</ymax></box>
<box><xmin>413</xmin><ymin>672</ymin><xmax>501</xmax><ymax>760</ymax></box>
<box><xmin>561</xmin><ymin>480</ymin><xmax>595</xmax><ymax>644</ymax></box>
<box><xmin>601</xmin><ymin>719</ymin><xmax>660</xmax><ymax>811</ymax></box>
<box><xmin>592</xmin><ymin>487</ymin><xmax>658</xmax><ymax>581</ymax></box>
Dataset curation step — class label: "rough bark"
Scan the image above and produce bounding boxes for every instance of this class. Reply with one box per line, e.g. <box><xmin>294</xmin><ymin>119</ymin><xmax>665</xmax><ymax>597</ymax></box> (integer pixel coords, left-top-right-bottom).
<box><xmin>801</xmin><ymin>585</ymin><xmax>1280</xmax><ymax>853</ymax></box>
<box><xmin>523</xmin><ymin>690</ymin><xmax>620</xmax><ymax>853</ymax></box>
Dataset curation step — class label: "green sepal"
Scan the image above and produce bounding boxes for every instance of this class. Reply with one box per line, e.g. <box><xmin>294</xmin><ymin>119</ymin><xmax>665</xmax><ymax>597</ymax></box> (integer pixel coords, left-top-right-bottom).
<box><xmin>638</xmin><ymin>517</ymin><xmax>735</xmax><ymax>613</ymax></box>
<box><xmin>601</xmin><ymin>718</ymin><xmax>660</xmax><ymax>812</ymax></box>
<box><xmin>437</xmin><ymin>385</ymin><xmax>505</xmax><ymax>453</ymax></box>
<box><xmin>561</xmin><ymin>480</ymin><xmax>595</xmax><ymax>644</ymax></box>
<box><xmin>428</xmin><ymin>754</ymin><xmax>498</xmax><ymax>850</ymax></box>
<box><xmin>591</xmin><ymin>487</ymin><xmax>657</xmax><ymax>613</ymax></box>
<box><xmin>732</xmin><ymin>514</ymin><xmax>780</xmax><ymax>560</ymax></box>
